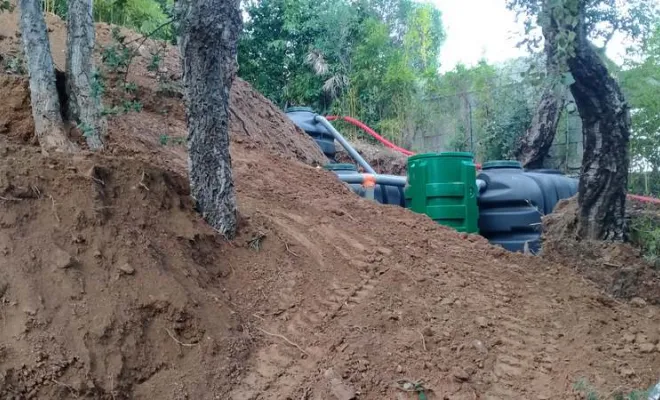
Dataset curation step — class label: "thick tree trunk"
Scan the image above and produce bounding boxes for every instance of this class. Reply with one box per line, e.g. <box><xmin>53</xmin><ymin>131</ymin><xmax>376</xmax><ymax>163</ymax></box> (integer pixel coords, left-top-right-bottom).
<box><xmin>567</xmin><ymin>3</ymin><xmax>631</xmax><ymax>241</ymax></box>
<box><xmin>177</xmin><ymin>0</ymin><xmax>242</xmax><ymax>239</ymax></box>
<box><xmin>517</xmin><ymin>86</ymin><xmax>564</xmax><ymax>169</ymax></box>
<box><xmin>19</xmin><ymin>0</ymin><xmax>78</xmax><ymax>154</ymax></box>
<box><xmin>66</xmin><ymin>0</ymin><xmax>106</xmax><ymax>150</ymax></box>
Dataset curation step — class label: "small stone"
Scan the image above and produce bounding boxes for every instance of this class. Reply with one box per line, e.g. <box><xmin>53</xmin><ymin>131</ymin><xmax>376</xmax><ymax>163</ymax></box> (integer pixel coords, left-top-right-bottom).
<box><xmin>376</xmin><ymin>247</ymin><xmax>392</xmax><ymax>256</ymax></box>
<box><xmin>53</xmin><ymin>247</ymin><xmax>76</xmax><ymax>269</ymax></box>
<box><xmin>472</xmin><ymin>339</ymin><xmax>488</xmax><ymax>355</ymax></box>
<box><xmin>440</xmin><ymin>297</ymin><xmax>455</xmax><ymax>306</ymax></box>
<box><xmin>93</xmin><ymin>249</ymin><xmax>102</xmax><ymax>258</ymax></box>
<box><xmin>619</xmin><ymin>366</ymin><xmax>635</xmax><ymax>378</ymax></box>
<box><xmin>639</xmin><ymin>343</ymin><xmax>656</xmax><ymax>354</ymax></box>
<box><xmin>422</xmin><ymin>327</ymin><xmax>434</xmax><ymax>337</ymax></box>
<box><xmin>630</xmin><ymin>297</ymin><xmax>647</xmax><ymax>307</ymax></box>
<box><xmin>475</xmin><ymin>316</ymin><xmax>488</xmax><ymax>328</ymax></box>
<box><xmin>623</xmin><ymin>333</ymin><xmax>636</xmax><ymax>344</ymax></box>
<box><xmin>635</xmin><ymin>333</ymin><xmax>648</xmax><ymax>344</ymax></box>
<box><xmin>118</xmin><ymin>263</ymin><xmax>135</xmax><ymax>275</ymax></box>
<box><xmin>396</xmin><ymin>365</ymin><xmax>403</xmax><ymax>373</ymax></box>
<box><xmin>329</xmin><ymin>379</ymin><xmax>356</xmax><ymax>400</ymax></box>
<box><xmin>452</xmin><ymin>367</ymin><xmax>470</xmax><ymax>382</ymax></box>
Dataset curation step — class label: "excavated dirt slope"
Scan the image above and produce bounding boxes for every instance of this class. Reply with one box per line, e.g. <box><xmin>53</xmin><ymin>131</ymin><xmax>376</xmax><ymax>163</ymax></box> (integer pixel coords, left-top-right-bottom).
<box><xmin>334</xmin><ymin>140</ymin><xmax>409</xmax><ymax>175</ymax></box>
<box><xmin>543</xmin><ymin>196</ymin><xmax>660</xmax><ymax>305</ymax></box>
<box><xmin>1</xmin><ymin>9</ymin><xmax>660</xmax><ymax>400</ymax></box>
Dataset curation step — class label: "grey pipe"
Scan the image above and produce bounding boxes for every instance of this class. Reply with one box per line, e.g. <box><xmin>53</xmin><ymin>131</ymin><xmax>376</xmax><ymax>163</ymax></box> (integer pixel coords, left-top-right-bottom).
<box><xmin>314</xmin><ymin>116</ymin><xmax>377</xmax><ymax>174</ymax></box>
<box><xmin>476</xmin><ymin>179</ymin><xmax>486</xmax><ymax>192</ymax></box>
<box><xmin>335</xmin><ymin>173</ymin><xmax>407</xmax><ymax>187</ymax></box>
<box><xmin>337</xmin><ymin>174</ymin><xmax>486</xmax><ymax>191</ymax></box>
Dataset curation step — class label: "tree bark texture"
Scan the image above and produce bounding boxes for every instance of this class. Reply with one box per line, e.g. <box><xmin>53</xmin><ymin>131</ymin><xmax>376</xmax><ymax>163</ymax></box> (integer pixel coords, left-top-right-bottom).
<box><xmin>178</xmin><ymin>0</ymin><xmax>242</xmax><ymax>239</ymax></box>
<box><xmin>516</xmin><ymin>8</ymin><xmax>564</xmax><ymax>169</ymax></box>
<box><xmin>567</xmin><ymin>2</ymin><xmax>631</xmax><ymax>241</ymax></box>
<box><xmin>19</xmin><ymin>0</ymin><xmax>78</xmax><ymax>154</ymax></box>
<box><xmin>66</xmin><ymin>0</ymin><xmax>106</xmax><ymax>150</ymax></box>
<box><xmin>517</xmin><ymin>86</ymin><xmax>564</xmax><ymax>169</ymax></box>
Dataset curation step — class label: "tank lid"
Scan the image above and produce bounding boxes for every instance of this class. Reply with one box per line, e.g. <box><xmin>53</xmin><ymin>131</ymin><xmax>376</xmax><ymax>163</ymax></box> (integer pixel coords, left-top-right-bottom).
<box><xmin>408</xmin><ymin>152</ymin><xmax>474</xmax><ymax>162</ymax></box>
<box><xmin>482</xmin><ymin>160</ymin><xmax>523</xmax><ymax>170</ymax></box>
<box><xmin>323</xmin><ymin>163</ymin><xmax>358</xmax><ymax>172</ymax></box>
<box><xmin>285</xmin><ymin>106</ymin><xmax>314</xmax><ymax>113</ymax></box>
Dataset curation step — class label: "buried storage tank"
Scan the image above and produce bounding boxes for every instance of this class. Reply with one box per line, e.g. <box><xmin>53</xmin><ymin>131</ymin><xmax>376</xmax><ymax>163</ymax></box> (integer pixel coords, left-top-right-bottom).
<box><xmin>477</xmin><ymin>161</ymin><xmax>545</xmax><ymax>253</ymax></box>
<box><xmin>286</xmin><ymin>107</ymin><xmax>337</xmax><ymax>161</ymax></box>
<box><xmin>405</xmin><ymin>152</ymin><xmax>479</xmax><ymax>233</ymax></box>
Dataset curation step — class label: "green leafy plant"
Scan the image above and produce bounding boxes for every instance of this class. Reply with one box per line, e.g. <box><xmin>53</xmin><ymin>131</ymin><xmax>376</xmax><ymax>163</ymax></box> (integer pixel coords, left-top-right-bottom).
<box><xmin>629</xmin><ymin>213</ymin><xmax>660</xmax><ymax>267</ymax></box>
<box><xmin>3</xmin><ymin>55</ymin><xmax>26</xmax><ymax>75</ymax></box>
<box><xmin>159</xmin><ymin>135</ymin><xmax>185</xmax><ymax>146</ymax></box>
<box><xmin>574</xmin><ymin>377</ymin><xmax>653</xmax><ymax>400</ymax></box>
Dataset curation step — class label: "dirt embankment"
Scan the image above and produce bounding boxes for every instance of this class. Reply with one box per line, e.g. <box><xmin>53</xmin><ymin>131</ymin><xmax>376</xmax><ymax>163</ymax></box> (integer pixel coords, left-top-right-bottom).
<box><xmin>335</xmin><ymin>140</ymin><xmax>409</xmax><ymax>175</ymax></box>
<box><xmin>0</xmin><ymin>8</ymin><xmax>659</xmax><ymax>400</ymax></box>
<box><xmin>543</xmin><ymin>196</ymin><xmax>660</xmax><ymax>304</ymax></box>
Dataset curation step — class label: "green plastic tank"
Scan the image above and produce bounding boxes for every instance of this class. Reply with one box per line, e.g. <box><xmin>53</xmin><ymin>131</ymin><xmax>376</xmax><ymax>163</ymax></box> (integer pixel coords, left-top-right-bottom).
<box><xmin>405</xmin><ymin>152</ymin><xmax>479</xmax><ymax>233</ymax></box>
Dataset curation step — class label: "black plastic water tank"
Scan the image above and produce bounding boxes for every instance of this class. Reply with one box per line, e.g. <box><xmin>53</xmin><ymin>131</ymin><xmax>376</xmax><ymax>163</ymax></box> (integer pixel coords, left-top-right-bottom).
<box><xmin>477</xmin><ymin>161</ymin><xmax>544</xmax><ymax>253</ymax></box>
<box><xmin>525</xmin><ymin>171</ymin><xmax>578</xmax><ymax>214</ymax></box>
<box><xmin>285</xmin><ymin>107</ymin><xmax>336</xmax><ymax>160</ymax></box>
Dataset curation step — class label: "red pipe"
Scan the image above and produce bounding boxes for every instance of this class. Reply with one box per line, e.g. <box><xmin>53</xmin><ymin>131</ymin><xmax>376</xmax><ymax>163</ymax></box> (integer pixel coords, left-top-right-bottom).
<box><xmin>326</xmin><ymin>115</ymin><xmax>415</xmax><ymax>156</ymax></box>
<box><xmin>628</xmin><ymin>194</ymin><xmax>660</xmax><ymax>205</ymax></box>
<box><xmin>326</xmin><ymin>115</ymin><xmax>660</xmax><ymax>204</ymax></box>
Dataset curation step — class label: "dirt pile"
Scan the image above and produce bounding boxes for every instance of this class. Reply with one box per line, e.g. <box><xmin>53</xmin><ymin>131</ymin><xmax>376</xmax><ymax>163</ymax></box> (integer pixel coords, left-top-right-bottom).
<box><xmin>1</xmin><ymin>9</ymin><xmax>660</xmax><ymax>400</ymax></box>
<box><xmin>543</xmin><ymin>196</ymin><xmax>660</xmax><ymax>304</ymax></box>
<box><xmin>335</xmin><ymin>139</ymin><xmax>409</xmax><ymax>175</ymax></box>
<box><xmin>0</xmin><ymin>12</ymin><xmax>326</xmax><ymax>166</ymax></box>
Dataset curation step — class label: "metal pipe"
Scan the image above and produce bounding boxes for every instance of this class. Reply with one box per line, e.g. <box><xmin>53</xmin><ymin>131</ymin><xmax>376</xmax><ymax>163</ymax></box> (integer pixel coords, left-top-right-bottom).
<box><xmin>314</xmin><ymin>116</ymin><xmax>377</xmax><ymax>174</ymax></box>
<box><xmin>335</xmin><ymin>173</ymin><xmax>407</xmax><ymax>187</ymax></box>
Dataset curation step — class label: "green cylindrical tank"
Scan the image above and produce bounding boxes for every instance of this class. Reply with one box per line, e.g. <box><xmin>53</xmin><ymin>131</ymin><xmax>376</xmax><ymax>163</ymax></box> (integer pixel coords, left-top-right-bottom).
<box><xmin>405</xmin><ymin>152</ymin><xmax>479</xmax><ymax>233</ymax></box>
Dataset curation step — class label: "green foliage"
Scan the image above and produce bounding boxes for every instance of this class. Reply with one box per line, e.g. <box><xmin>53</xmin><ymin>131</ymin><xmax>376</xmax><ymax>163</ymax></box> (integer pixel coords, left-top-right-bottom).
<box><xmin>238</xmin><ymin>0</ymin><xmax>446</xmax><ymax>145</ymax></box>
<box><xmin>44</xmin><ymin>0</ymin><xmax>174</xmax><ymax>41</ymax></box>
<box><xmin>573</xmin><ymin>377</ymin><xmax>653</xmax><ymax>400</ymax></box>
<box><xmin>0</xmin><ymin>0</ymin><xmax>14</xmax><ymax>12</ymax></box>
<box><xmin>629</xmin><ymin>212</ymin><xmax>660</xmax><ymax>266</ymax></box>
<box><xmin>2</xmin><ymin>55</ymin><xmax>26</xmax><ymax>75</ymax></box>
<box><xmin>425</xmin><ymin>60</ymin><xmax>537</xmax><ymax>160</ymax></box>
<box><xmin>101</xmin><ymin>27</ymin><xmax>135</xmax><ymax>74</ymax></box>
<box><xmin>159</xmin><ymin>134</ymin><xmax>185</xmax><ymax>146</ymax></box>
<box><xmin>620</xmin><ymin>24</ymin><xmax>660</xmax><ymax>184</ymax></box>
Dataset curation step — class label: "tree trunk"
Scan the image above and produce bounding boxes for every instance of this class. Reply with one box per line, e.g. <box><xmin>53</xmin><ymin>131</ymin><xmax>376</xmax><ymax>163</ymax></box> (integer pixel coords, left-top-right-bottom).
<box><xmin>177</xmin><ymin>0</ymin><xmax>242</xmax><ymax>239</ymax></box>
<box><xmin>567</xmin><ymin>3</ymin><xmax>631</xmax><ymax>241</ymax></box>
<box><xmin>66</xmin><ymin>0</ymin><xmax>106</xmax><ymax>150</ymax></box>
<box><xmin>516</xmin><ymin>12</ymin><xmax>564</xmax><ymax>169</ymax></box>
<box><xmin>19</xmin><ymin>0</ymin><xmax>78</xmax><ymax>154</ymax></box>
<box><xmin>517</xmin><ymin>86</ymin><xmax>564</xmax><ymax>169</ymax></box>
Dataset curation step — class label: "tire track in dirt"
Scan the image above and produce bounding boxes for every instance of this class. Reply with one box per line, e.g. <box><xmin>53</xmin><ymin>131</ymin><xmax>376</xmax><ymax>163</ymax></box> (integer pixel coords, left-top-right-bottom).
<box><xmin>484</xmin><ymin>302</ymin><xmax>559</xmax><ymax>399</ymax></box>
<box><xmin>229</xmin><ymin>215</ymin><xmax>385</xmax><ymax>399</ymax></box>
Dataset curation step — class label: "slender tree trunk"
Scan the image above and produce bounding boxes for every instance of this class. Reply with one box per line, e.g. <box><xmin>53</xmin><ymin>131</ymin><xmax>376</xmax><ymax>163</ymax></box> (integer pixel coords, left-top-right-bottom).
<box><xmin>19</xmin><ymin>0</ymin><xmax>78</xmax><ymax>154</ymax></box>
<box><xmin>177</xmin><ymin>0</ymin><xmax>242</xmax><ymax>239</ymax></box>
<box><xmin>516</xmin><ymin>13</ymin><xmax>564</xmax><ymax>169</ymax></box>
<box><xmin>567</xmin><ymin>3</ymin><xmax>631</xmax><ymax>241</ymax></box>
<box><xmin>66</xmin><ymin>0</ymin><xmax>106</xmax><ymax>150</ymax></box>
<box><xmin>517</xmin><ymin>86</ymin><xmax>564</xmax><ymax>169</ymax></box>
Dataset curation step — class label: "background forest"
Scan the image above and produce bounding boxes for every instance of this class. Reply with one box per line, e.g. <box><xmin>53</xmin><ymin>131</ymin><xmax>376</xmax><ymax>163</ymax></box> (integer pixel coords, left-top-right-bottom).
<box><xmin>33</xmin><ymin>0</ymin><xmax>660</xmax><ymax>196</ymax></box>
